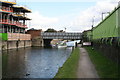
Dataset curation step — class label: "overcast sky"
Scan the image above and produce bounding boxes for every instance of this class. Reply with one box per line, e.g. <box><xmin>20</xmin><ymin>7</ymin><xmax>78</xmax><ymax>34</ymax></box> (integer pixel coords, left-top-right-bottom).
<box><xmin>17</xmin><ymin>0</ymin><xmax>119</xmax><ymax>32</ymax></box>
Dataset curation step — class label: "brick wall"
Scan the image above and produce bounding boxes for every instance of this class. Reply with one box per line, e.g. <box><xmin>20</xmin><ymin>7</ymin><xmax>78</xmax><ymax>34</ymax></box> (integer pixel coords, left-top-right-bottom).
<box><xmin>26</xmin><ymin>29</ymin><xmax>42</xmax><ymax>39</ymax></box>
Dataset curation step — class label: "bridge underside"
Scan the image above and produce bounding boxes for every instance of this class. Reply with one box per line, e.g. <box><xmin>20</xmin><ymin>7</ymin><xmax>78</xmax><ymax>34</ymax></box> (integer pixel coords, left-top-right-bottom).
<box><xmin>43</xmin><ymin>39</ymin><xmax>52</xmax><ymax>48</ymax></box>
<box><xmin>42</xmin><ymin>32</ymin><xmax>82</xmax><ymax>47</ymax></box>
<box><xmin>42</xmin><ymin>37</ymin><xmax>81</xmax><ymax>40</ymax></box>
<box><xmin>43</xmin><ymin>38</ymin><xmax>81</xmax><ymax>48</ymax></box>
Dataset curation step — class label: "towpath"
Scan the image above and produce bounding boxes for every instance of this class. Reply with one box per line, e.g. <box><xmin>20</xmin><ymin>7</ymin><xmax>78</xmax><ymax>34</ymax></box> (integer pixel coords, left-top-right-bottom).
<box><xmin>77</xmin><ymin>47</ymin><xmax>99</xmax><ymax>78</ymax></box>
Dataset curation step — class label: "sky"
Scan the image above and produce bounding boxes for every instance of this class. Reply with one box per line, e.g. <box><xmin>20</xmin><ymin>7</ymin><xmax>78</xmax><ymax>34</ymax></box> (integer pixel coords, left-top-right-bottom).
<box><xmin>15</xmin><ymin>0</ymin><xmax>119</xmax><ymax>32</ymax></box>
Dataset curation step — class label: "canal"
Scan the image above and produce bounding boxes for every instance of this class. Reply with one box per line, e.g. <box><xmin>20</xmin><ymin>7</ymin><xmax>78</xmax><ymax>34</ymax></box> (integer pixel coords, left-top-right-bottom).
<box><xmin>2</xmin><ymin>47</ymin><xmax>72</xmax><ymax>78</ymax></box>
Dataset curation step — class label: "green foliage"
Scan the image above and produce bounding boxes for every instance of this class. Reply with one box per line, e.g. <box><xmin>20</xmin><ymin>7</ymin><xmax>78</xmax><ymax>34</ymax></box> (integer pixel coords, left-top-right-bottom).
<box><xmin>54</xmin><ymin>47</ymin><xmax>80</xmax><ymax>78</ymax></box>
<box><xmin>45</xmin><ymin>28</ymin><xmax>57</xmax><ymax>32</ymax></box>
<box><xmin>83</xmin><ymin>30</ymin><xmax>92</xmax><ymax>42</ymax></box>
<box><xmin>85</xmin><ymin>47</ymin><xmax>119</xmax><ymax>78</ymax></box>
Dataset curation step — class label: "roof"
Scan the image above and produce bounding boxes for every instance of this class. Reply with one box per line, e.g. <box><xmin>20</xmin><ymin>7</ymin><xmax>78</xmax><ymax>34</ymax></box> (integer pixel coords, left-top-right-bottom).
<box><xmin>13</xmin><ymin>5</ymin><xmax>32</xmax><ymax>13</ymax></box>
<box><xmin>0</xmin><ymin>0</ymin><xmax>16</xmax><ymax>5</ymax></box>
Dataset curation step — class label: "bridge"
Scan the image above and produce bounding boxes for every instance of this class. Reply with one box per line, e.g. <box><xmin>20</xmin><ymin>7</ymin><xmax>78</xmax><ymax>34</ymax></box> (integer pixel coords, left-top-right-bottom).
<box><xmin>41</xmin><ymin>32</ymin><xmax>82</xmax><ymax>40</ymax></box>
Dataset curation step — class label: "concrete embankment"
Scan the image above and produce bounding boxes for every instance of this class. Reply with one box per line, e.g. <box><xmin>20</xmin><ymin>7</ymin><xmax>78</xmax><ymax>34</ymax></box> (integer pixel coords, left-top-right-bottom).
<box><xmin>1</xmin><ymin>40</ymin><xmax>31</xmax><ymax>50</ymax></box>
<box><xmin>32</xmin><ymin>37</ymin><xmax>44</xmax><ymax>47</ymax></box>
<box><xmin>1</xmin><ymin>37</ymin><xmax>44</xmax><ymax>50</ymax></box>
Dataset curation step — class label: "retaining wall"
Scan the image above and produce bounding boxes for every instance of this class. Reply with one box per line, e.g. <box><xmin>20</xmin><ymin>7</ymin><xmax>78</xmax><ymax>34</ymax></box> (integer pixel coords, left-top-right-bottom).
<box><xmin>32</xmin><ymin>37</ymin><xmax>43</xmax><ymax>47</ymax></box>
<box><xmin>1</xmin><ymin>40</ymin><xmax>31</xmax><ymax>50</ymax></box>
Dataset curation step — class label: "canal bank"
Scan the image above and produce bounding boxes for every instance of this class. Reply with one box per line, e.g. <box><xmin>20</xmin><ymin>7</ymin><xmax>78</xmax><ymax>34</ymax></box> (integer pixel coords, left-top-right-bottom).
<box><xmin>2</xmin><ymin>40</ymin><xmax>31</xmax><ymax>50</ymax></box>
<box><xmin>54</xmin><ymin>47</ymin><xmax>80</xmax><ymax>78</ymax></box>
<box><xmin>85</xmin><ymin>46</ymin><xmax>120</xmax><ymax>78</ymax></box>
<box><xmin>54</xmin><ymin>46</ymin><xmax>119</xmax><ymax>78</ymax></box>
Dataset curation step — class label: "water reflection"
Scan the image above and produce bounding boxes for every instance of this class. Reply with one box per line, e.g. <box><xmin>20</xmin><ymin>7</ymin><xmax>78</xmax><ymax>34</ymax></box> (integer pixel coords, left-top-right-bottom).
<box><xmin>2</xmin><ymin>47</ymin><xmax>72</xmax><ymax>78</ymax></box>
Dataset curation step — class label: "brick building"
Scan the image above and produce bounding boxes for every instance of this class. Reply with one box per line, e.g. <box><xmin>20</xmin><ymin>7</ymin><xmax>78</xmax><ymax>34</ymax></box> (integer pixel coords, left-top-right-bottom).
<box><xmin>27</xmin><ymin>29</ymin><xmax>42</xmax><ymax>39</ymax></box>
<box><xmin>27</xmin><ymin>29</ymin><xmax>43</xmax><ymax>47</ymax></box>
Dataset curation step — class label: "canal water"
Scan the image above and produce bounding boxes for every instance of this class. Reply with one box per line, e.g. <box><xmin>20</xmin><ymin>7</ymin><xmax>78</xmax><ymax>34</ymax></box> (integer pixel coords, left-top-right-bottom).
<box><xmin>2</xmin><ymin>47</ymin><xmax>72</xmax><ymax>78</ymax></box>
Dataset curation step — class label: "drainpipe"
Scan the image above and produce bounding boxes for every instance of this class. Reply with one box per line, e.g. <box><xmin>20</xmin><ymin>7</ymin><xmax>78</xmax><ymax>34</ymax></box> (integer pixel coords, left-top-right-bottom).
<box><xmin>23</xmin><ymin>12</ymin><xmax>25</xmax><ymax>26</ymax></box>
<box><xmin>8</xmin><ymin>14</ymin><xmax>11</xmax><ymax>33</ymax></box>
<box><xmin>2</xmin><ymin>25</ymin><xmax>4</xmax><ymax>33</ymax></box>
<box><xmin>91</xmin><ymin>16</ymin><xmax>95</xmax><ymax>40</ymax></box>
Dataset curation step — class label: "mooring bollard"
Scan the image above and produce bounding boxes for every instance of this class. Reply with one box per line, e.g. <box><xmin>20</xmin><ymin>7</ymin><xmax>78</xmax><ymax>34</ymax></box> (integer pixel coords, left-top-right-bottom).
<box><xmin>72</xmin><ymin>46</ymin><xmax>75</xmax><ymax>52</ymax></box>
<box><xmin>75</xmin><ymin>42</ymin><xmax>78</xmax><ymax>48</ymax></box>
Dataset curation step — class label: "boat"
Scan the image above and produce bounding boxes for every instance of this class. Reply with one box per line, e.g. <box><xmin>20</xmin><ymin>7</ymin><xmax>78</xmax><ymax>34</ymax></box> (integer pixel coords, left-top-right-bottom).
<box><xmin>57</xmin><ymin>45</ymin><xmax>67</xmax><ymax>48</ymax></box>
<box><xmin>51</xmin><ymin>44</ymin><xmax>58</xmax><ymax>48</ymax></box>
<box><xmin>57</xmin><ymin>41</ymin><xmax>67</xmax><ymax>49</ymax></box>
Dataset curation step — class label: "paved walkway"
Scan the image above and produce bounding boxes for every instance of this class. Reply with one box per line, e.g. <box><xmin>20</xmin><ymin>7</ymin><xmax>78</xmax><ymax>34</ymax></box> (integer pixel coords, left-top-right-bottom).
<box><xmin>77</xmin><ymin>47</ymin><xmax>99</xmax><ymax>78</ymax></box>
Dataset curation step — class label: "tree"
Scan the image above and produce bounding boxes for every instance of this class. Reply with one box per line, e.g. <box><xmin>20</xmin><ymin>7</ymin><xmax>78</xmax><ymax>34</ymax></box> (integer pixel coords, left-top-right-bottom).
<box><xmin>45</xmin><ymin>28</ymin><xmax>57</xmax><ymax>32</ymax></box>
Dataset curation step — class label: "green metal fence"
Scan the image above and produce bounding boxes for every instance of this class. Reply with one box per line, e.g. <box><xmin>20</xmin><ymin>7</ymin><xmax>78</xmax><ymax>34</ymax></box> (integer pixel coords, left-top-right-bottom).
<box><xmin>118</xmin><ymin>6</ymin><xmax>120</xmax><ymax>37</ymax></box>
<box><xmin>93</xmin><ymin>7</ymin><xmax>119</xmax><ymax>40</ymax></box>
<box><xmin>83</xmin><ymin>6</ymin><xmax>120</xmax><ymax>63</ymax></box>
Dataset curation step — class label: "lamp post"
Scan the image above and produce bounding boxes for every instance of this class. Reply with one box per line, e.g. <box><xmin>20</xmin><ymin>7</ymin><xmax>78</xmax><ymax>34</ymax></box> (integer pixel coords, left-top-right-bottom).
<box><xmin>102</xmin><ymin>12</ymin><xmax>110</xmax><ymax>20</ymax></box>
<box><xmin>64</xmin><ymin>27</ymin><xmax>66</xmax><ymax>32</ymax></box>
<box><xmin>118</xmin><ymin>1</ymin><xmax>120</xmax><ymax>6</ymax></box>
<box><xmin>91</xmin><ymin>16</ymin><xmax>95</xmax><ymax>46</ymax></box>
<box><xmin>91</xmin><ymin>16</ymin><xmax>95</xmax><ymax>37</ymax></box>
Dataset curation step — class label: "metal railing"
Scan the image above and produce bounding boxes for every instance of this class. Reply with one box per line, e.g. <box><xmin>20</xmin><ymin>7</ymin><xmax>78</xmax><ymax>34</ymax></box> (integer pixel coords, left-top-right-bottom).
<box><xmin>0</xmin><ymin>6</ymin><xmax>13</xmax><ymax>12</ymax></box>
<box><xmin>0</xmin><ymin>19</ymin><xmax>27</xmax><ymax>28</ymax></box>
<box><xmin>41</xmin><ymin>32</ymin><xmax>82</xmax><ymax>39</ymax></box>
<box><xmin>1</xmin><ymin>0</ymin><xmax>16</xmax><ymax>3</ymax></box>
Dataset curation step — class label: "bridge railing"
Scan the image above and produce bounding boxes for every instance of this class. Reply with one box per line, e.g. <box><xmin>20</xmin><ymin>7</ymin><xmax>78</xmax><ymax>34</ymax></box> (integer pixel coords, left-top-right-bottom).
<box><xmin>41</xmin><ymin>32</ymin><xmax>82</xmax><ymax>39</ymax></box>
